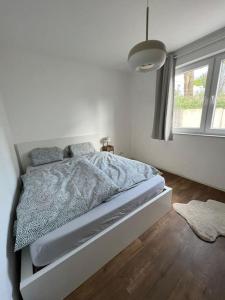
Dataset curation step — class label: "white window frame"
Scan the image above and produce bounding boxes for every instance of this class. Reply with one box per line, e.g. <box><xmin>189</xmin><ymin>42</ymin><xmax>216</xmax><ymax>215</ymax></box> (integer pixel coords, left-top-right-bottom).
<box><xmin>205</xmin><ymin>52</ymin><xmax>225</xmax><ymax>136</ymax></box>
<box><xmin>173</xmin><ymin>52</ymin><xmax>225</xmax><ymax>137</ymax></box>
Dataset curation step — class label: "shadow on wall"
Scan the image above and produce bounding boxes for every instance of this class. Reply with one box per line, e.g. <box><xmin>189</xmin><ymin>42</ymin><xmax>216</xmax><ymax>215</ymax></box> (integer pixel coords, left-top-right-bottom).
<box><xmin>7</xmin><ymin>180</ymin><xmax>22</xmax><ymax>300</ymax></box>
<box><xmin>96</xmin><ymin>93</ymin><xmax>130</xmax><ymax>156</ymax></box>
<box><xmin>0</xmin><ymin>96</ymin><xmax>22</xmax><ymax>300</ymax></box>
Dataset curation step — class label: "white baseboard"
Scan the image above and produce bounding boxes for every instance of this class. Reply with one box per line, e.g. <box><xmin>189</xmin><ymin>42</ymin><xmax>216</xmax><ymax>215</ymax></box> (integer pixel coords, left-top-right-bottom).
<box><xmin>158</xmin><ymin>166</ymin><xmax>225</xmax><ymax>193</ymax></box>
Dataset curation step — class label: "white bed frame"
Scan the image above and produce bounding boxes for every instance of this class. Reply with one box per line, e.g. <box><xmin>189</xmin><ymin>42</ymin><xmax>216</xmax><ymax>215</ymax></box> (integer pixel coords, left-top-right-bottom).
<box><xmin>16</xmin><ymin>135</ymin><xmax>172</xmax><ymax>300</ymax></box>
<box><xmin>15</xmin><ymin>134</ymin><xmax>101</xmax><ymax>173</ymax></box>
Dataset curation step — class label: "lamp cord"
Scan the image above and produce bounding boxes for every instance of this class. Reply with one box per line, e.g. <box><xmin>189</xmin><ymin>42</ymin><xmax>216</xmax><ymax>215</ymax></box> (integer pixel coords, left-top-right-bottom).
<box><xmin>146</xmin><ymin>0</ymin><xmax>149</xmax><ymax>40</ymax></box>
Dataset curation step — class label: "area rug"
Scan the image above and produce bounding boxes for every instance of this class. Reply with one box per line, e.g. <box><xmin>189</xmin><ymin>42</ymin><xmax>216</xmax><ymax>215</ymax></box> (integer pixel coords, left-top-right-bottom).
<box><xmin>173</xmin><ymin>200</ymin><xmax>225</xmax><ymax>242</ymax></box>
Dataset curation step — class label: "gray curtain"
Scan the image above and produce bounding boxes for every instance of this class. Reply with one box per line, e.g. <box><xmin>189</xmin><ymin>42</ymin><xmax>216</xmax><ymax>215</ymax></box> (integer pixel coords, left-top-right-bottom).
<box><xmin>152</xmin><ymin>55</ymin><xmax>176</xmax><ymax>141</ymax></box>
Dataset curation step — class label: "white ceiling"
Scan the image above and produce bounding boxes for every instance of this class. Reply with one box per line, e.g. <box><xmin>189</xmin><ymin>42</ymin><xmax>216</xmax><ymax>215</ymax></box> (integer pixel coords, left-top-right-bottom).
<box><xmin>0</xmin><ymin>0</ymin><xmax>225</xmax><ymax>70</ymax></box>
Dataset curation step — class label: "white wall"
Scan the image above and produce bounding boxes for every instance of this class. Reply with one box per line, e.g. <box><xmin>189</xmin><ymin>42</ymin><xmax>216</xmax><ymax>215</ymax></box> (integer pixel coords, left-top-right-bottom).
<box><xmin>0</xmin><ymin>95</ymin><xmax>20</xmax><ymax>300</ymax></box>
<box><xmin>130</xmin><ymin>30</ymin><xmax>225</xmax><ymax>191</ymax></box>
<box><xmin>130</xmin><ymin>72</ymin><xmax>225</xmax><ymax>191</ymax></box>
<box><xmin>0</xmin><ymin>50</ymin><xmax>131</xmax><ymax>156</ymax></box>
<box><xmin>0</xmin><ymin>49</ymin><xmax>131</xmax><ymax>299</ymax></box>
<box><xmin>1</xmin><ymin>47</ymin><xmax>225</xmax><ymax>192</ymax></box>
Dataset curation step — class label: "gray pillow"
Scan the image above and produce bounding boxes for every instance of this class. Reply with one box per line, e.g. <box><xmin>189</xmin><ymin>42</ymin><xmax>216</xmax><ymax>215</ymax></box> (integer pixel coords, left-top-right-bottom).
<box><xmin>30</xmin><ymin>147</ymin><xmax>64</xmax><ymax>166</ymax></box>
<box><xmin>69</xmin><ymin>142</ymin><xmax>96</xmax><ymax>157</ymax></box>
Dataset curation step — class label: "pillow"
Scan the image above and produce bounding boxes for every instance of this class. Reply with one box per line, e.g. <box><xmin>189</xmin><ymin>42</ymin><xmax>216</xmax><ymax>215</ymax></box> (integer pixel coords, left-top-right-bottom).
<box><xmin>30</xmin><ymin>147</ymin><xmax>64</xmax><ymax>166</ymax></box>
<box><xmin>69</xmin><ymin>142</ymin><xmax>96</xmax><ymax>157</ymax></box>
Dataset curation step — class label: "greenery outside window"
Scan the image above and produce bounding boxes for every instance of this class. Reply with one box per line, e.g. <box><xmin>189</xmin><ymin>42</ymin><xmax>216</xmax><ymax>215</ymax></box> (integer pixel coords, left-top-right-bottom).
<box><xmin>173</xmin><ymin>52</ymin><xmax>225</xmax><ymax>136</ymax></box>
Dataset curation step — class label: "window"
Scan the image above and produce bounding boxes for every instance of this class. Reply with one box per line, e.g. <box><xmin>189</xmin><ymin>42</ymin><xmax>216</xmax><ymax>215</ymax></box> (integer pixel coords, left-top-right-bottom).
<box><xmin>211</xmin><ymin>58</ymin><xmax>225</xmax><ymax>130</ymax></box>
<box><xmin>173</xmin><ymin>52</ymin><xmax>225</xmax><ymax>136</ymax></box>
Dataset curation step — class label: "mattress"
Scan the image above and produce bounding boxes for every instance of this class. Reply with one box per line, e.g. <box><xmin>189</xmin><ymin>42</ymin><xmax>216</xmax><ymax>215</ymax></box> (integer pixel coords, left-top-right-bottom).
<box><xmin>30</xmin><ymin>175</ymin><xmax>165</xmax><ymax>267</ymax></box>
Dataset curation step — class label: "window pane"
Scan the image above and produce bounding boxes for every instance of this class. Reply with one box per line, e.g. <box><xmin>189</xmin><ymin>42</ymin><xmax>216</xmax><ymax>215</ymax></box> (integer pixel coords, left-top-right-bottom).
<box><xmin>173</xmin><ymin>65</ymin><xmax>208</xmax><ymax>128</ymax></box>
<box><xmin>211</xmin><ymin>59</ymin><xmax>225</xmax><ymax>129</ymax></box>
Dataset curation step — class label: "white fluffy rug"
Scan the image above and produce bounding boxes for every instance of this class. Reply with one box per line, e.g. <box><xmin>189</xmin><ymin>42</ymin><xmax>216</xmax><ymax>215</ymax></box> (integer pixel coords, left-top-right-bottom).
<box><xmin>173</xmin><ymin>200</ymin><xmax>225</xmax><ymax>242</ymax></box>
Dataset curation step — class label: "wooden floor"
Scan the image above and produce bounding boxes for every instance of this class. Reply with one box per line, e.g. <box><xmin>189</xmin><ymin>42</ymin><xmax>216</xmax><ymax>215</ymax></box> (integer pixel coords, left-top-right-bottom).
<box><xmin>66</xmin><ymin>172</ymin><xmax>225</xmax><ymax>300</ymax></box>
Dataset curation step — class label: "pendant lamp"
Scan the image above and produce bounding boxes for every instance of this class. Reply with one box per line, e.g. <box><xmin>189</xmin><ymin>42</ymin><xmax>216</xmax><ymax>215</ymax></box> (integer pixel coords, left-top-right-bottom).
<box><xmin>128</xmin><ymin>0</ymin><xmax>167</xmax><ymax>72</ymax></box>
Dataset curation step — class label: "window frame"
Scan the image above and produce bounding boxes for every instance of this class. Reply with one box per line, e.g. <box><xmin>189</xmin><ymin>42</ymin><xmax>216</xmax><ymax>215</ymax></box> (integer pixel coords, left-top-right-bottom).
<box><xmin>173</xmin><ymin>52</ymin><xmax>225</xmax><ymax>137</ymax></box>
<box><xmin>205</xmin><ymin>52</ymin><xmax>225</xmax><ymax>136</ymax></box>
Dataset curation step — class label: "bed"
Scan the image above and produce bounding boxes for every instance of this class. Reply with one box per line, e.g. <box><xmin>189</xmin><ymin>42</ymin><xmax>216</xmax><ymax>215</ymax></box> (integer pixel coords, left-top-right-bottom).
<box><xmin>15</xmin><ymin>134</ymin><xmax>172</xmax><ymax>300</ymax></box>
<box><xmin>30</xmin><ymin>175</ymin><xmax>165</xmax><ymax>267</ymax></box>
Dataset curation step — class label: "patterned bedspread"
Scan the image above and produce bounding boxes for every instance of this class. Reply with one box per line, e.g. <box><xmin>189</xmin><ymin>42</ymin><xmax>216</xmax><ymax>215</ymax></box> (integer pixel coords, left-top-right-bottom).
<box><xmin>14</xmin><ymin>152</ymin><xmax>157</xmax><ymax>250</ymax></box>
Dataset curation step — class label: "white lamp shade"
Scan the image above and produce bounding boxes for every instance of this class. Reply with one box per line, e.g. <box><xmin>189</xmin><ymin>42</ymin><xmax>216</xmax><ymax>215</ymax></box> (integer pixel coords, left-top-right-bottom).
<box><xmin>105</xmin><ymin>137</ymin><xmax>111</xmax><ymax>143</ymax></box>
<box><xmin>128</xmin><ymin>40</ymin><xmax>167</xmax><ymax>72</ymax></box>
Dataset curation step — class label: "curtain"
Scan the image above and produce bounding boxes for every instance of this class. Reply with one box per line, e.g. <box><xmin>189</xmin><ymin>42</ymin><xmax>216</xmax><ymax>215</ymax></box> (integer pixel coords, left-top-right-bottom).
<box><xmin>152</xmin><ymin>55</ymin><xmax>176</xmax><ymax>141</ymax></box>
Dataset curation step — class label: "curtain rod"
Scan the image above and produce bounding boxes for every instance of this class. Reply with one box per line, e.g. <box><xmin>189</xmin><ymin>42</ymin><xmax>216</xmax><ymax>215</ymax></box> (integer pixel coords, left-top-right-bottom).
<box><xmin>172</xmin><ymin>30</ymin><xmax>225</xmax><ymax>59</ymax></box>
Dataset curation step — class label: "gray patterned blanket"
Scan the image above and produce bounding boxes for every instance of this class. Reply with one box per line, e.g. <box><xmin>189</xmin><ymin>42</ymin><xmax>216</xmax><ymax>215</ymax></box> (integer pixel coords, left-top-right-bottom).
<box><xmin>14</xmin><ymin>153</ymin><xmax>157</xmax><ymax>251</ymax></box>
<box><xmin>85</xmin><ymin>152</ymin><xmax>158</xmax><ymax>192</ymax></box>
